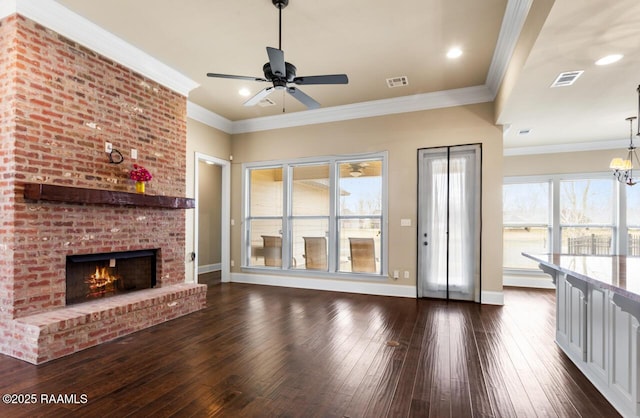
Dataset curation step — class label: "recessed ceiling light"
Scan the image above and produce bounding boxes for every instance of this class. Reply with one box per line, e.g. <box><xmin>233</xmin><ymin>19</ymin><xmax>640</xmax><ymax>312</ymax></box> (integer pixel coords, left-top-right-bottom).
<box><xmin>595</xmin><ymin>54</ymin><xmax>623</xmax><ymax>66</ymax></box>
<box><xmin>446</xmin><ymin>47</ymin><xmax>463</xmax><ymax>59</ymax></box>
<box><xmin>239</xmin><ymin>88</ymin><xmax>251</xmax><ymax>97</ymax></box>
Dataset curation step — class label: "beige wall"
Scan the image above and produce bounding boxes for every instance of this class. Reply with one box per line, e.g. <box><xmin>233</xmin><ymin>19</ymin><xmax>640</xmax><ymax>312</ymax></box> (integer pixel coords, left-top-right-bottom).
<box><xmin>230</xmin><ymin>102</ymin><xmax>504</xmax><ymax>293</ymax></box>
<box><xmin>185</xmin><ymin>118</ymin><xmax>232</xmax><ymax>282</ymax></box>
<box><xmin>504</xmin><ymin>148</ymin><xmax>619</xmax><ymax>177</ymax></box>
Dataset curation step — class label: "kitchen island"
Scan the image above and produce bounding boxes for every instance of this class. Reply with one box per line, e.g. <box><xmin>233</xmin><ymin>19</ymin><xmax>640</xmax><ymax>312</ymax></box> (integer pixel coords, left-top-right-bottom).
<box><xmin>524</xmin><ymin>253</ymin><xmax>640</xmax><ymax>417</ymax></box>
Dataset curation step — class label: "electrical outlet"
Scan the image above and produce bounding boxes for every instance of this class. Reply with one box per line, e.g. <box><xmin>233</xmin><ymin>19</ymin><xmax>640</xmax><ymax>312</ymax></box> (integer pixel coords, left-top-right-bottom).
<box><xmin>131</xmin><ymin>149</ymin><xmax>138</xmax><ymax>159</ymax></box>
<box><xmin>231</xmin><ymin>260</ymin><xmax>235</xmax><ymax>267</ymax></box>
<box><xmin>403</xmin><ymin>271</ymin><xmax>410</xmax><ymax>279</ymax></box>
<box><xmin>105</xmin><ymin>142</ymin><xmax>112</xmax><ymax>153</ymax></box>
<box><xmin>393</xmin><ymin>270</ymin><xmax>399</xmax><ymax>279</ymax></box>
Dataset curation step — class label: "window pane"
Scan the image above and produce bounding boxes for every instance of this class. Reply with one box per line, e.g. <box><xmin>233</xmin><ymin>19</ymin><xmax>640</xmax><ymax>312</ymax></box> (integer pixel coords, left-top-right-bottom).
<box><xmin>561</xmin><ymin>227</ymin><xmax>612</xmax><ymax>255</ymax></box>
<box><xmin>338</xmin><ymin>218</ymin><xmax>381</xmax><ymax>273</ymax></box>
<box><xmin>503</xmin><ymin>227</ymin><xmax>549</xmax><ymax>269</ymax></box>
<box><xmin>503</xmin><ymin>183</ymin><xmax>549</xmax><ymax>224</ymax></box>
<box><xmin>629</xmin><ymin>228</ymin><xmax>640</xmax><ymax>257</ymax></box>
<box><xmin>338</xmin><ymin>160</ymin><xmax>382</xmax><ymax>216</ymax></box>
<box><xmin>628</xmin><ymin>186</ymin><xmax>640</xmax><ymax>226</ymax></box>
<box><xmin>560</xmin><ymin>179</ymin><xmax>614</xmax><ymax>225</ymax></box>
<box><xmin>292</xmin><ymin>164</ymin><xmax>330</xmax><ymax>216</ymax></box>
<box><xmin>250</xmin><ymin>167</ymin><xmax>283</xmax><ymax>217</ymax></box>
<box><xmin>248</xmin><ymin>219</ymin><xmax>282</xmax><ymax>267</ymax></box>
<box><xmin>290</xmin><ymin>218</ymin><xmax>329</xmax><ymax>270</ymax></box>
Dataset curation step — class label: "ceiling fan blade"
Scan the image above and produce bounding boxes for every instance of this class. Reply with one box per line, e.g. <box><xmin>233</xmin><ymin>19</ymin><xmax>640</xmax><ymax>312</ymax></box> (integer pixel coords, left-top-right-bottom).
<box><xmin>287</xmin><ymin>87</ymin><xmax>320</xmax><ymax>109</ymax></box>
<box><xmin>293</xmin><ymin>74</ymin><xmax>349</xmax><ymax>85</ymax></box>
<box><xmin>207</xmin><ymin>73</ymin><xmax>268</xmax><ymax>82</ymax></box>
<box><xmin>243</xmin><ymin>87</ymin><xmax>275</xmax><ymax>107</ymax></box>
<box><xmin>266</xmin><ymin>47</ymin><xmax>286</xmax><ymax>77</ymax></box>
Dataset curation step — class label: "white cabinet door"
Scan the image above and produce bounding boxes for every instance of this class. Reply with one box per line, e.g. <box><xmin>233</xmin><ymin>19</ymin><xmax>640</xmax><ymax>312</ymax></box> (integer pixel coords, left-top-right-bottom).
<box><xmin>587</xmin><ymin>285</ymin><xmax>608</xmax><ymax>383</ymax></box>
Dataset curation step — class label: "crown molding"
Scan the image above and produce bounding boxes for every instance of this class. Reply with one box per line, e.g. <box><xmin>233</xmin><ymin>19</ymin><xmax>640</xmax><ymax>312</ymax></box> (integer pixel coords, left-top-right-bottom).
<box><xmin>504</xmin><ymin>138</ymin><xmax>629</xmax><ymax>156</ymax></box>
<box><xmin>231</xmin><ymin>85</ymin><xmax>494</xmax><ymax>134</ymax></box>
<box><xmin>187</xmin><ymin>102</ymin><xmax>233</xmax><ymax>133</ymax></box>
<box><xmin>187</xmin><ymin>85</ymin><xmax>493</xmax><ymax>135</ymax></box>
<box><xmin>485</xmin><ymin>0</ymin><xmax>533</xmax><ymax>96</ymax></box>
<box><xmin>2</xmin><ymin>0</ymin><xmax>199</xmax><ymax>96</ymax></box>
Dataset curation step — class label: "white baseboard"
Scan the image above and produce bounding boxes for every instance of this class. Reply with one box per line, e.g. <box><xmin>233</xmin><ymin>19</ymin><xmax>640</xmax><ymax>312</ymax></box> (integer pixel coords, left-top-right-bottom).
<box><xmin>481</xmin><ymin>291</ymin><xmax>504</xmax><ymax>305</ymax></box>
<box><xmin>230</xmin><ymin>272</ymin><xmax>416</xmax><ymax>298</ymax></box>
<box><xmin>230</xmin><ymin>272</ymin><xmax>504</xmax><ymax>305</ymax></box>
<box><xmin>503</xmin><ymin>274</ymin><xmax>556</xmax><ymax>289</ymax></box>
<box><xmin>198</xmin><ymin>263</ymin><xmax>221</xmax><ymax>274</ymax></box>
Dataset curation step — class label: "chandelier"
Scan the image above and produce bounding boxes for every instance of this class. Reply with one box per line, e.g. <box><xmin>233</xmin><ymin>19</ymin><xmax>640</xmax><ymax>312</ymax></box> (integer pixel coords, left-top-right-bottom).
<box><xmin>610</xmin><ymin>86</ymin><xmax>640</xmax><ymax>186</ymax></box>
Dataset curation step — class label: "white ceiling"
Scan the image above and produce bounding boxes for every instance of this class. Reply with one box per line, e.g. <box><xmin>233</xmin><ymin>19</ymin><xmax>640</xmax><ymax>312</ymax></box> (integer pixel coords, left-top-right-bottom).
<box><xmin>51</xmin><ymin>0</ymin><xmax>640</xmax><ymax>151</ymax></box>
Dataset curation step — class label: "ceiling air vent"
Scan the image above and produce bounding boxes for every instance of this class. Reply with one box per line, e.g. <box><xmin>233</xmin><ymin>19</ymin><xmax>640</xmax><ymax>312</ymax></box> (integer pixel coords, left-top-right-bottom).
<box><xmin>550</xmin><ymin>70</ymin><xmax>584</xmax><ymax>87</ymax></box>
<box><xmin>258</xmin><ymin>98</ymin><xmax>276</xmax><ymax>107</ymax></box>
<box><xmin>386</xmin><ymin>76</ymin><xmax>409</xmax><ymax>88</ymax></box>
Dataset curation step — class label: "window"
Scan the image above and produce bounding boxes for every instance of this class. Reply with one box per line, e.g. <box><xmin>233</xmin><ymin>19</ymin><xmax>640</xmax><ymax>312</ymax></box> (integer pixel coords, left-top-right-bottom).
<box><xmin>503</xmin><ymin>174</ymin><xmax>632</xmax><ymax>273</ymax></box>
<box><xmin>628</xmin><ymin>186</ymin><xmax>640</xmax><ymax>256</ymax></box>
<box><xmin>243</xmin><ymin>153</ymin><xmax>386</xmax><ymax>277</ymax></box>
<box><xmin>503</xmin><ymin>182</ymin><xmax>551</xmax><ymax>269</ymax></box>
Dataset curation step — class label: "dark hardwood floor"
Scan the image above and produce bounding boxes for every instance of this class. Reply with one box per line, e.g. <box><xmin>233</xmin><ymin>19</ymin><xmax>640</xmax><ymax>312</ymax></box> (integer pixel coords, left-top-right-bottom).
<box><xmin>0</xmin><ymin>276</ymin><xmax>619</xmax><ymax>417</ymax></box>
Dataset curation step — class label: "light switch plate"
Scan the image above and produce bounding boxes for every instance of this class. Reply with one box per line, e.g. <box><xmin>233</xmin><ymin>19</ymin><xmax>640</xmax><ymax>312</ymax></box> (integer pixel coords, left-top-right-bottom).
<box><xmin>131</xmin><ymin>149</ymin><xmax>138</xmax><ymax>159</ymax></box>
<box><xmin>400</xmin><ymin>218</ymin><xmax>411</xmax><ymax>227</ymax></box>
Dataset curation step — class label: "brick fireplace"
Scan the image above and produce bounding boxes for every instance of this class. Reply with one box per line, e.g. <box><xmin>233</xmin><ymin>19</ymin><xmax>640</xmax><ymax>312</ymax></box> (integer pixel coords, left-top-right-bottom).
<box><xmin>0</xmin><ymin>14</ymin><xmax>206</xmax><ymax>364</ymax></box>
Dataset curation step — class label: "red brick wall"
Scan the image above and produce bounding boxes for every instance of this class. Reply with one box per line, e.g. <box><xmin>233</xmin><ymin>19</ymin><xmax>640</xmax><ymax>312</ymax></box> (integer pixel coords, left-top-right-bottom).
<box><xmin>0</xmin><ymin>15</ymin><xmax>18</xmax><ymax>322</ymax></box>
<box><xmin>4</xmin><ymin>15</ymin><xmax>189</xmax><ymax>319</ymax></box>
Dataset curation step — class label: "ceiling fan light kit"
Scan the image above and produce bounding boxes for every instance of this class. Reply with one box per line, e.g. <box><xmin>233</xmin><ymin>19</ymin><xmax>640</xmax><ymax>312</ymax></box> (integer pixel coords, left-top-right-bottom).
<box><xmin>206</xmin><ymin>0</ymin><xmax>348</xmax><ymax>110</ymax></box>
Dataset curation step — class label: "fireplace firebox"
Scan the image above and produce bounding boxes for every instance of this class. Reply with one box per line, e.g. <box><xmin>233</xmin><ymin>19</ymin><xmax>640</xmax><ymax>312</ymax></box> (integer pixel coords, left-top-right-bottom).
<box><xmin>65</xmin><ymin>250</ymin><xmax>157</xmax><ymax>305</ymax></box>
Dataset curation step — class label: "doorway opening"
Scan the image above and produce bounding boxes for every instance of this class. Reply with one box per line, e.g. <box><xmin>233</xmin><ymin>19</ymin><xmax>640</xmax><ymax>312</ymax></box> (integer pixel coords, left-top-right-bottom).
<box><xmin>194</xmin><ymin>153</ymin><xmax>231</xmax><ymax>284</ymax></box>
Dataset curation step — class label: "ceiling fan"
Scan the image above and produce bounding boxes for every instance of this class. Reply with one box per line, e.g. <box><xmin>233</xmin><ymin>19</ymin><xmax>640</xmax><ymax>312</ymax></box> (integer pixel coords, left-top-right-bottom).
<box><xmin>206</xmin><ymin>0</ymin><xmax>348</xmax><ymax>110</ymax></box>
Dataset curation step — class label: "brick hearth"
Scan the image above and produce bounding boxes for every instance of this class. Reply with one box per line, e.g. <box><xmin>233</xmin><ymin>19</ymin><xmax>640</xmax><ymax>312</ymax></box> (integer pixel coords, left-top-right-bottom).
<box><xmin>0</xmin><ymin>14</ymin><xmax>206</xmax><ymax>364</ymax></box>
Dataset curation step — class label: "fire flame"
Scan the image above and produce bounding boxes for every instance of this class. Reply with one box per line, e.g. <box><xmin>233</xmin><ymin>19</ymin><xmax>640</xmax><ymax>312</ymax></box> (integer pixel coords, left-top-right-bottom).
<box><xmin>85</xmin><ymin>266</ymin><xmax>119</xmax><ymax>298</ymax></box>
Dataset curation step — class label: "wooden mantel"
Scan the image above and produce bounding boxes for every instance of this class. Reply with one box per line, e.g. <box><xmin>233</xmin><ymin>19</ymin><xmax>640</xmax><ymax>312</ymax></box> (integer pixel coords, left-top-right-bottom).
<box><xmin>23</xmin><ymin>183</ymin><xmax>195</xmax><ymax>209</ymax></box>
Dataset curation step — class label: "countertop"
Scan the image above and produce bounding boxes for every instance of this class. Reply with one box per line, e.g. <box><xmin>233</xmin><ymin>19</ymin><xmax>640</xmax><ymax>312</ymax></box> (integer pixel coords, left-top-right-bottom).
<box><xmin>523</xmin><ymin>253</ymin><xmax>640</xmax><ymax>303</ymax></box>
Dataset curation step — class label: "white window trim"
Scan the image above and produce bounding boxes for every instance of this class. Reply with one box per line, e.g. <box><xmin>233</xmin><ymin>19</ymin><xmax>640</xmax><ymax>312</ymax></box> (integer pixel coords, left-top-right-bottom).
<box><xmin>241</xmin><ymin>151</ymin><xmax>388</xmax><ymax>280</ymax></box>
